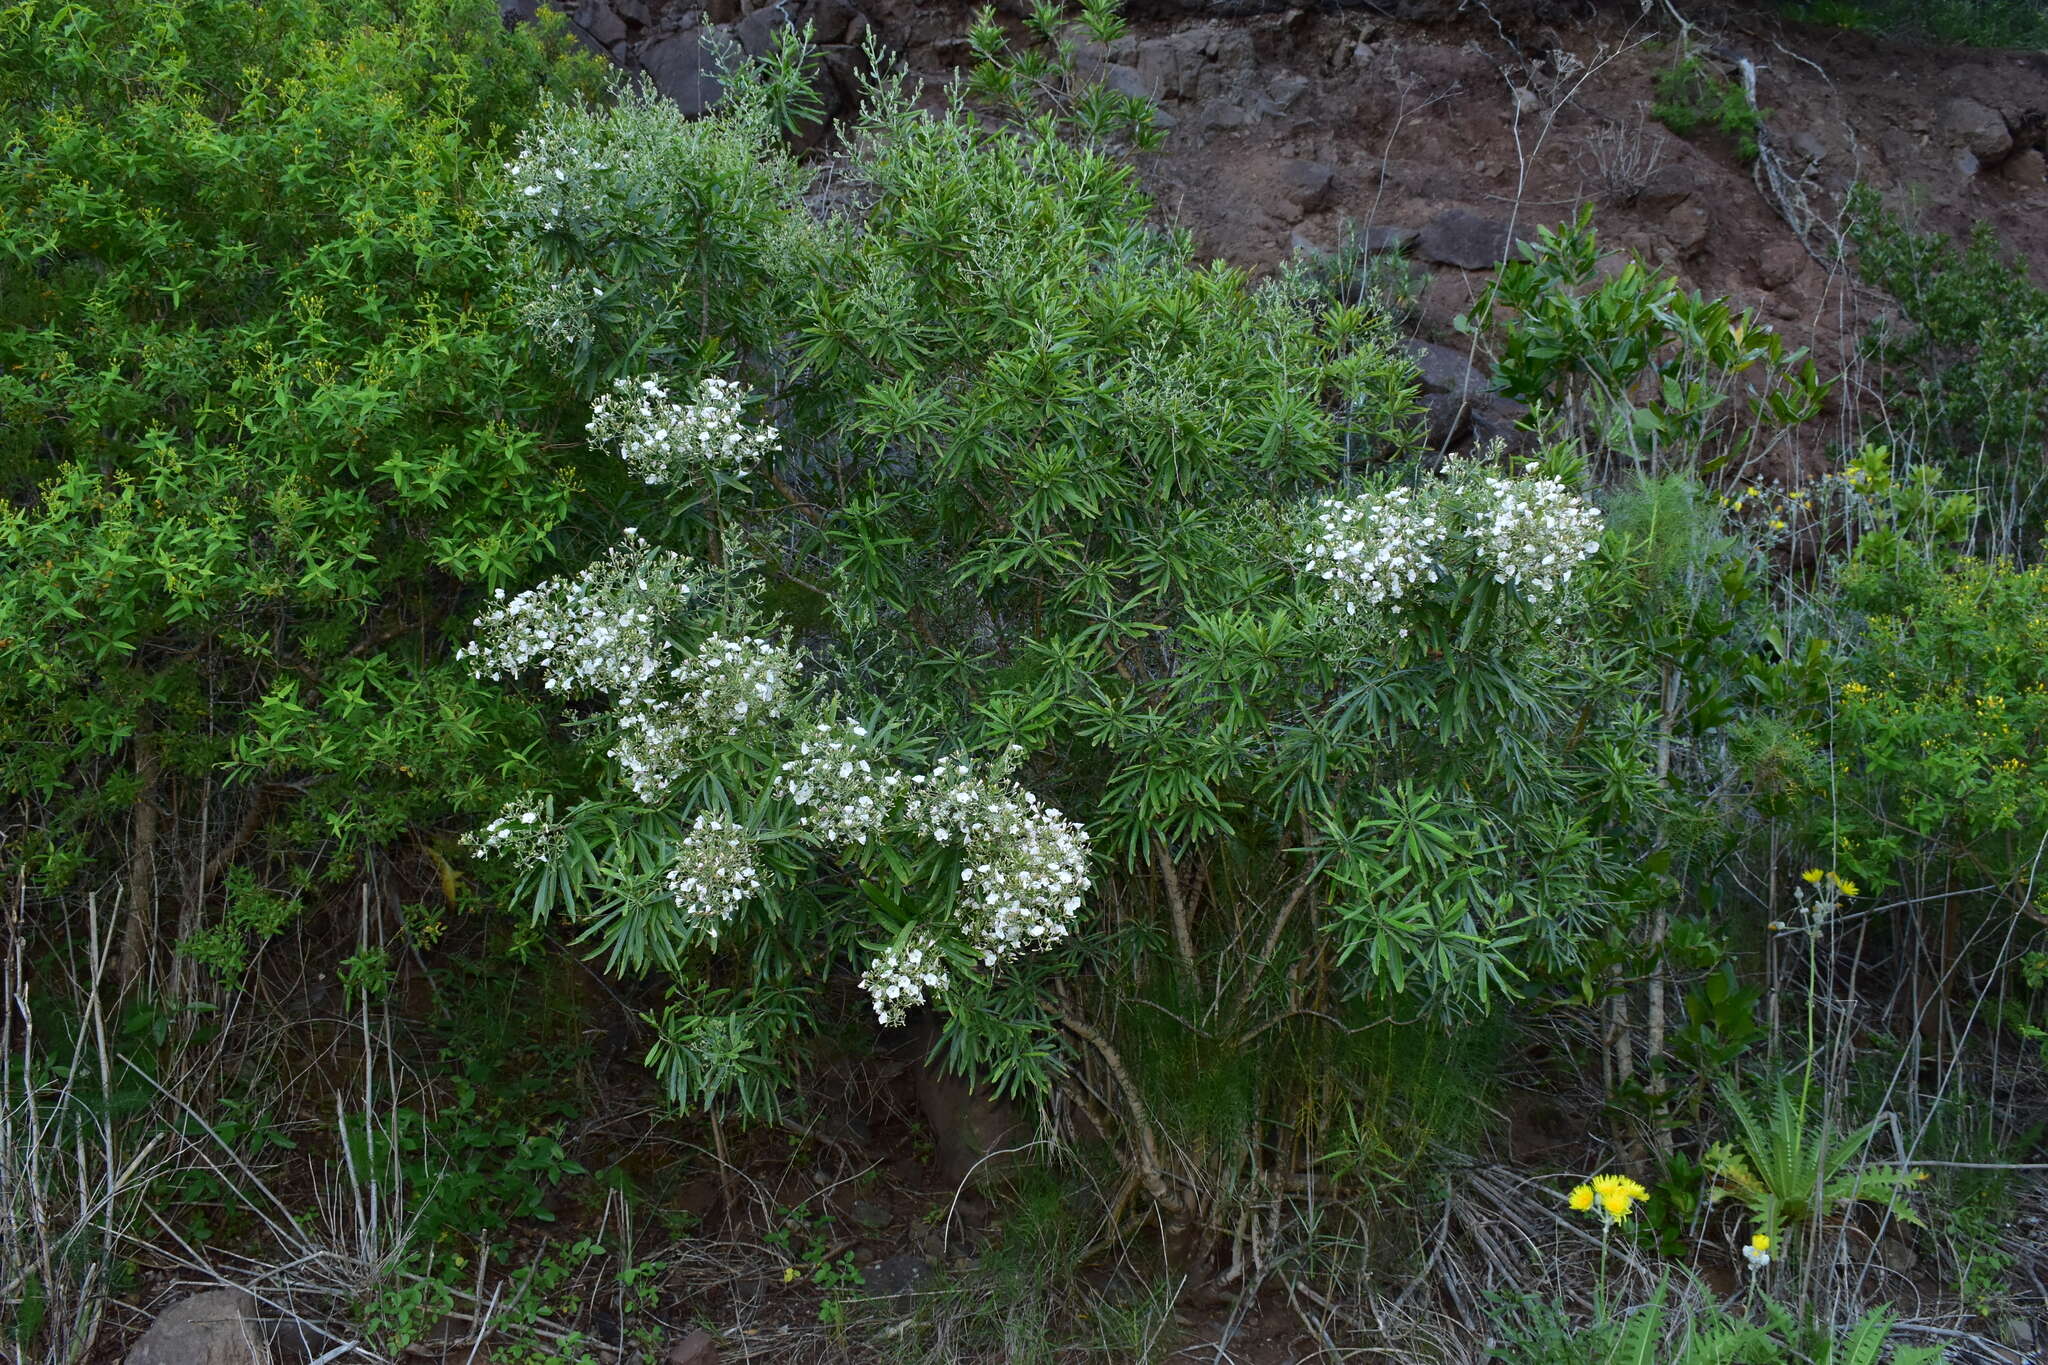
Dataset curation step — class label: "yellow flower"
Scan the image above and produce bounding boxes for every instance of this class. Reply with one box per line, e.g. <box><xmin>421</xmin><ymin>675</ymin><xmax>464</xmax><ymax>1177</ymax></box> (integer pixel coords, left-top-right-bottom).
<box><xmin>1586</xmin><ymin>1173</ymin><xmax>1649</xmax><ymax>1221</ymax></box>
<box><xmin>1749</xmin><ymin>1233</ymin><xmax>1771</xmax><ymax>1252</ymax></box>
<box><xmin>1569</xmin><ymin>1184</ymin><xmax>1595</xmax><ymax>1212</ymax></box>
<box><xmin>1801</xmin><ymin>868</ymin><xmax>1825</xmax><ymax>885</ymax></box>
<box><xmin>1828</xmin><ymin>873</ymin><xmax>1860</xmax><ymax>898</ymax></box>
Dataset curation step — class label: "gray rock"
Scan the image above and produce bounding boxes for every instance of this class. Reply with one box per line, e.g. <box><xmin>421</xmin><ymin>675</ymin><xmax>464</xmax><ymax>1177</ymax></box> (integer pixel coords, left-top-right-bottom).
<box><xmin>848</xmin><ymin>1198</ymin><xmax>893</xmax><ymax>1230</ymax></box>
<box><xmin>1941</xmin><ymin>96</ymin><xmax>2012</xmax><ymax>164</ymax></box>
<box><xmin>1350</xmin><ymin>224</ymin><xmax>1418</xmax><ymax>255</ymax></box>
<box><xmin>805</xmin><ymin>0</ymin><xmax>857</xmax><ymax>44</ymax></box>
<box><xmin>642</xmin><ymin>32</ymin><xmax>724</xmax><ymax>116</ymax></box>
<box><xmin>126</xmin><ymin>1290</ymin><xmax>270</xmax><ymax>1365</ymax></box>
<box><xmin>1274</xmin><ymin>159</ymin><xmax>1335</xmax><ymax>217</ymax></box>
<box><xmin>1404</xmin><ymin>340</ymin><xmax>1485</xmax><ymax>400</ymax></box>
<box><xmin>863</xmin><ymin>1253</ymin><xmax>935</xmax><ymax>1296</ymax></box>
<box><xmin>736</xmin><ymin>4</ymin><xmax>787</xmax><ymax>58</ymax></box>
<box><xmin>1635</xmin><ymin>162</ymin><xmax>1700</xmax><ymax>212</ymax></box>
<box><xmin>1416</xmin><ymin>209</ymin><xmax>1526</xmax><ymax>269</ymax></box>
<box><xmin>1099</xmin><ymin>63</ymin><xmax>1152</xmax><ymax>101</ymax></box>
<box><xmin>1469</xmin><ymin>394</ymin><xmax>1533</xmax><ymax>451</ymax></box>
<box><xmin>1266</xmin><ymin>72</ymin><xmax>1311</xmax><ymax>113</ymax></box>
<box><xmin>1420</xmin><ymin>392</ymin><xmax>1470</xmax><ymax>451</ymax></box>
<box><xmin>1196</xmin><ymin>99</ymin><xmax>1255</xmax><ymax>133</ymax></box>
<box><xmin>575</xmin><ymin>0</ymin><xmax>627</xmax><ymax>47</ymax></box>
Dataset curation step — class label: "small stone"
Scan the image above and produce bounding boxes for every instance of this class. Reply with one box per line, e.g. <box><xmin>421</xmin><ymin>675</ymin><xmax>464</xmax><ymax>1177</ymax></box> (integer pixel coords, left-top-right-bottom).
<box><xmin>1416</xmin><ymin>209</ymin><xmax>1526</xmax><ymax>269</ymax></box>
<box><xmin>1758</xmin><ymin>241</ymin><xmax>1807</xmax><ymax>291</ymax></box>
<box><xmin>1998</xmin><ymin>147</ymin><xmax>2046</xmax><ymax>188</ymax></box>
<box><xmin>1510</xmin><ymin>85</ymin><xmax>1540</xmax><ymax>117</ymax></box>
<box><xmin>1661</xmin><ymin>201</ymin><xmax>1710</xmax><ymax>258</ymax></box>
<box><xmin>849</xmin><ymin>1198</ymin><xmax>893</xmax><ymax>1230</ymax></box>
<box><xmin>665</xmin><ymin>1329</ymin><xmax>720</xmax><ymax>1365</ymax></box>
<box><xmin>1274</xmin><ymin>159</ymin><xmax>1336</xmax><ymax>217</ymax></box>
<box><xmin>125</xmin><ymin>1290</ymin><xmax>270</xmax><ymax>1365</ymax></box>
<box><xmin>1635</xmin><ymin>162</ymin><xmax>1700</xmax><ymax>212</ymax></box>
<box><xmin>864</xmin><ymin>1254</ymin><xmax>935</xmax><ymax>1296</ymax></box>
<box><xmin>1941</xmin><ymin>96</ymin><xmax>2012</xmax><ymax>165</ymax></box>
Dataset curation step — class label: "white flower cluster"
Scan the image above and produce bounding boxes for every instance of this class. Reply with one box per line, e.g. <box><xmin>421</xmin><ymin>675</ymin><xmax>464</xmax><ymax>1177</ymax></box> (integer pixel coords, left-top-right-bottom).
<box><xmin>458</xmin><ymin>534</ymin><xmax>696</xmax><ymax>700</ymax></box>
<box><xmin>859</xmin><ymin>931</ymin><xmax>951</xmax><ymax>1027</ymax></box>
<box><xmin>774</xmin><ymin>721</ymin><xmax>904</xmax><ymax>846</ymax></box>
<box><xmin>1301</xmin><ymin>488</ymin><xmax>1447</xmax><ymax>618</ymax></box>
<box><xmin>502</xmin><ymin>119</ymin><xmax>628</xmax><ymax>238</ymax></box>
<box><xmin>1464</xmin><ymin>463</ymin><xmax>1604</xmax><ymax>594</ymax></box>
<box><xmin>663</xmin><ymin>812</ymin><xmax>763</xmax><ymax>940</ymax></box>
<box><xmin>463</xmin><ymin>798</ymin><xmax>565</xmax><ymax>870</ymax></box>
<box><xmin>903</xmin><ymin>764</ymin><xmax>1092</xmax><ymax>965</ymax></box>
<box><xmin>588</xmin><ymin>375</ymin><xmax>780</xmax><ymax>488</ymax></box>
<box><xmin>609</xmin><ymin>635</ymin><xmax>793</xmax><ymax>801</ymax></box>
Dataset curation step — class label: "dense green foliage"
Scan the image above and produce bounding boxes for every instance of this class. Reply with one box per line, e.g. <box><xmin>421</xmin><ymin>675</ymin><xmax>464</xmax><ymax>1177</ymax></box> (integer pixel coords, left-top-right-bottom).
<box><xmin>1776</xmin><ymin>0</ymin><xmax>2048</xmax><ymax>47</ymax></box>
<box><xmin>1848</xmin><ymin>190</ymin><xmax>2048</xmax><ymax>549</ymax></box>
<box><xmin>0</xmin><ymin>0</ymin><xmax>603</xmax><ymax>946</ymax></box>
<box><xmin>7</xmin><ymin>1</ymin><xmax>2048</xmax><ymax>1361</ymax></box>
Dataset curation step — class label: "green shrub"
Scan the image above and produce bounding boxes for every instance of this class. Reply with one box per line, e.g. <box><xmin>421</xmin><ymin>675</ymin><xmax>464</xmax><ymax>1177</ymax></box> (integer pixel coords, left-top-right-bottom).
<box><xmin>0</xmin><ymin>0</ymin><xmax>604</xmax><ymax>968</ymax></box>
<box><xmin>467</xmin><ymin>33</ymin><xmax>1666</xmax><ymax>1242</ymax></box>
<box><xmin>1652</xmin><ymin>56</ymin><xmax>1766</xmax><ymax>164</ymax></box>
<box><xmin>1775</xmin><ymin>0</ymin><xmax>2048</xmax><ymax>47</ymax></box>
<box><xmin>1847</xmin><ymin>189</ymin><xmax>2048</xmax><ymax>551</ymax></box>
<box><xmin>1458</xmin><ymin>208</ymin><xmax>1829</xmax><ymax>480</ymax></box>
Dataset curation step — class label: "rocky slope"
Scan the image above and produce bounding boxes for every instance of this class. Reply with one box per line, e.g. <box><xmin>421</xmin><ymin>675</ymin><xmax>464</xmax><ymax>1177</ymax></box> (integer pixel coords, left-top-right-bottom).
<box><xmin>514</xmin><ymin>0</ymin><xmax>2048</xmax><ymax>468</ymax></box>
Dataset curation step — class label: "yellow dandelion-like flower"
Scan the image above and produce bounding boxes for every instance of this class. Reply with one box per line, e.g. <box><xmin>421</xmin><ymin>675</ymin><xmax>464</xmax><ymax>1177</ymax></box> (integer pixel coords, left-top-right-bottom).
<box><xmin>1569</xmin><ymin>1184</ymin><xmax>1595</xmax><ymax>1212</ymax></box>
<box><xmin>1750</xmin><ymin>1233</ymin><xmax>1771</xmax><ymax>1252</ymax></box>
<box><xmin>1586</xmin><ymin>1173</ymin><xmax>1648</xmax><ymax>1222</ymax></box>
<box><xmin>1801</xmin><ymin>868</ymin><xmax>1825</xmax><ymax>885</ymax></box>
<box><xmin>1828</xmin><ymin>873</ymin><xmax>1859</xmax><ymax>898</ymax></box>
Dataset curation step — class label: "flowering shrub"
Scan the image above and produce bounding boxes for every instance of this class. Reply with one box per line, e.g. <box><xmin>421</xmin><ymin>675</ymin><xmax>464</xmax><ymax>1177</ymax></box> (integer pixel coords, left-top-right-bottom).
<box><xmin>467</xmin><ymin>39</ymin><xmax>1654</xmax><ymax>1252</ymax></box>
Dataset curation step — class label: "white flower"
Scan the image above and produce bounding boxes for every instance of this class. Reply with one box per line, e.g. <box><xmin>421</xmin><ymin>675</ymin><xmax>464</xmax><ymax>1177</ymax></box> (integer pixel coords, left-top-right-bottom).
<box><xmin>588</xmin><ymin>374</ymin><xmax>779</xmax><ymax>488</ymax></box>
<box><xmin>663</xmin><ymin>812</ymin><xmax>764</xmax><ymax>940</ymax></box>
<box><xmin>1461</xmin><ymin>467</ymin><xmax>1603</xmax><ymax>596</ymax></box>
<box><xmin>1300</xmin><ymin>487</ymin><xmax>1448</xmax><ymax>616</ymax></box>
<box><xmin>464</xmin><ymin>796</ymin><xmax>565</xmax><ymax>870</ymax></box>
<box><xmin>609</xmin><ymin>635</ymin><xmax>795</xmax><ymax>802</ymax></box>
<box><xmin>774</xmin><ymin>721</ymin><xmax>905</xmax><ymax>845</ymax></box>
<box><xmin>902</xmin><ymin>764</ymin><xmax>1092</xmax><ymax>965</ymax></box>
<box><xmin>860</xmin><ymin>930</ymin><xmax>951</xmax><ymax>1026</ymax></box>
<box><xmin>458</xmin><ymin>533</ymin><xmax>697</xmax><ymax>703</ymax></box>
